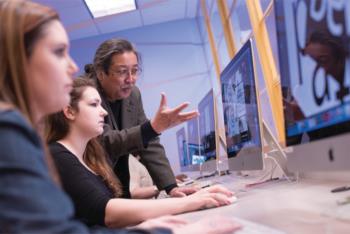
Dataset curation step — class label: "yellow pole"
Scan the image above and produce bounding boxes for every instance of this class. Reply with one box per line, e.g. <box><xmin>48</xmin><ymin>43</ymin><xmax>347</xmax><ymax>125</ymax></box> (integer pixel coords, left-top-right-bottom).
<box><xmin>245</xmin><ymin>0</ymin><xmax>285</xmax><ymax>143</ymax></box>
<box><xmin>200</xmin><ymin>0</ymin><xmax>221</xmax><ymax>79</ymax></box>
<box><xmin>217</xmin><ymin>0</ymin><xmax>236</xmax><ymax>58</ymax></box>
<box><xmin>200</xmin><ymin>0</ymin><xmax>225</xmax><ymax>161</ymax></box>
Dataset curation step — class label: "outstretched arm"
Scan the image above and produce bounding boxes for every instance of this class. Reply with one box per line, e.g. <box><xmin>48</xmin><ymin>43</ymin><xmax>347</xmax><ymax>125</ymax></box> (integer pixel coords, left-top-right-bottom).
<box><xmin>105</xmin><ymin>185</ymin><xmax>234</xmax><ymax>228</ymax></box>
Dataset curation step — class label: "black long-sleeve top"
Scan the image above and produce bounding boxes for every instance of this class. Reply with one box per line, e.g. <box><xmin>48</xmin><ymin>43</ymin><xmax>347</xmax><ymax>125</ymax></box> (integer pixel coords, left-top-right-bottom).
<box><xmin>50</xmin><ymin>142</ymin><xmax>116</xmax><ymax>227</ymax></box>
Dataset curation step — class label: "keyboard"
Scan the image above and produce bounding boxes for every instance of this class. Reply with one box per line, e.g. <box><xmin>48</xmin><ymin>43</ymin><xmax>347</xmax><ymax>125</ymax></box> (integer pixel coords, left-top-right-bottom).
<box><xmin>178</xmin><ymin>179</ymin><xmax>215</xmax><ymax>189</ymax></box>
<box><xmin>233</xmin><ymin>217</ymin><xmax>286</xmax><ymax>234</ymax></box>
<box><xmin>194</xmin><ymin>180</ymin><xmax>214</xmax><ymax>188</ymax></box>
<box><xmin>177</xmin><ymin>179</ymin><xmax>195</xmax><ymax>187</ymax></box>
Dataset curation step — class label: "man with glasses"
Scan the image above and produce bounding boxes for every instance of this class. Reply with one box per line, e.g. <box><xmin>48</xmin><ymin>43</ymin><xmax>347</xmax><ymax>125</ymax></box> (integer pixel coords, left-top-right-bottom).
<box><xmin>84</xmin><ymin>39</ymin><xmax>199</xmax><ymax>198</ymax></box>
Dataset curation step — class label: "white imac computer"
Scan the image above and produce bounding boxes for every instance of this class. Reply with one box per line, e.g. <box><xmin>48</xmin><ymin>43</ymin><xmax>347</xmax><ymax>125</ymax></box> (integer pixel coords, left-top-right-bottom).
<box><xmin>177</xmin><ymin>91</ymin><xmax>216</xmax><ymax>172</ymax></box>
<box><xmin>177</xmin><ymin>117</ymin><xmax>206</xmax><ymax>172</ymax></box>
<box><xmin>275</xmin><ymin>0</ymin><xmax>350</xmax><ymax>171</ymax></box>
<box><xmin>176</xmin><ymin>127</ymin><xmax>190</xmax><ymax>170</ymax></box>
<box><xmin>221</xmin><ymin>39</ymin><xmax>264</xmax><ymax>171</ymax></box>
<box><xmin>197</xmin><ymin>90</ymin><xmax>217</xmax><ymax>172</ymax></box>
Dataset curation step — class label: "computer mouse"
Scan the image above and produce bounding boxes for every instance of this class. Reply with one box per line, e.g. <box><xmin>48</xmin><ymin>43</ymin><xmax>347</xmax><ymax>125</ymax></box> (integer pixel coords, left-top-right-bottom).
<box><xmin>228</xmin><ymin>196</ymin><xmax>238</xmax><ymax>204</ymax></box>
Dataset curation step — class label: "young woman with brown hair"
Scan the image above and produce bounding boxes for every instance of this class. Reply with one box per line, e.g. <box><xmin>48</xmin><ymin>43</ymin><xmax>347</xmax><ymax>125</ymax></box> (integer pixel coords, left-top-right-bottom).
<box><xmin>47</xmin><ymin>77</ymin><xmax>237</xmax><ymax>228</ymax></box>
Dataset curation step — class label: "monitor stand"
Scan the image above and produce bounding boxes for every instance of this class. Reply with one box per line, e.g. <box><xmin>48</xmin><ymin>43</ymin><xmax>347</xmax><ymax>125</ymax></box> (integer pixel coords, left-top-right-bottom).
<box><xmin>262</xmin><ymin>121</ymin><xmax>296</xmax><ymax>181</ymax></box>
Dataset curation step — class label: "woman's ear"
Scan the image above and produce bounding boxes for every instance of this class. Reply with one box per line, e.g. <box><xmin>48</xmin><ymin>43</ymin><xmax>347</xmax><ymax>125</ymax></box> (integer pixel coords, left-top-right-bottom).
<box><xmin>63</xmin><ymin>106</ymin><xmax>76</xmax><ymax>121</ymax></box>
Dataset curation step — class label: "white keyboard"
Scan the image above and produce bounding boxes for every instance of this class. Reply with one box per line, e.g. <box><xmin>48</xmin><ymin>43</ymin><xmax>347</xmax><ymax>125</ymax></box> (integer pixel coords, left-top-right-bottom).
<box><xmin>178</xmin><ymin>179</ymin><xmax>214</xmax><ymax>188</ymax></box>
<box><xmin>194</xmin><ymin>180</ymin><xmax>214</xmax><ymax>188</ymax></box>
<box><xmin>233</xmin><ymin>217</ymin><xmax>286</xmax><ymax>234</ymax></box>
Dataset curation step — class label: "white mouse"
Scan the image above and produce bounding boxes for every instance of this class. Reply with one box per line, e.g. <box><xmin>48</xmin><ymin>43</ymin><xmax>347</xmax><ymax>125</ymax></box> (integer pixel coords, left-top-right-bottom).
<box><xmin>228</xmin><ymin>196</ymin><xmax>238</xmax><ymax>204</ymax></box>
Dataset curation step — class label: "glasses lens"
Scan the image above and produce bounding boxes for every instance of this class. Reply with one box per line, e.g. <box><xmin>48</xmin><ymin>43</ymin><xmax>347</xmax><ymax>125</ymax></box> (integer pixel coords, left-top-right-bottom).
<box><xmin>111</xmin><ymin>66</ymin><xmax>141</xmax><ymax>78</ymax></box>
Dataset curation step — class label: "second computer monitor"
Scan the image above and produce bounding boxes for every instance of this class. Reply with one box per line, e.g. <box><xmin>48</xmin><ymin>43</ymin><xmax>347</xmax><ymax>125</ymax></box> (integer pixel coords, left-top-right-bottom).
<box><xmin>197</xmin><ymin>90</ymin><xmax>217</xmax><ymax>171</ymax></box>
<box><xmin>198</xmin><ymin>90</ymin><xmax>216</xmax><ymax>159</ymax></box>
<box><xmin>275</xmin><ymin>0</ymin><xmax>350</xmax><ymax>171</ymax></box>
<box><xmin>221</xmin><ymin>39</ymin><xmax>263</xmax><ymax>171</ymax></box>
<box><xmin>176</xmin><ymin>122</ymin><xmax>205</xmax><ymax>172</ymax></box>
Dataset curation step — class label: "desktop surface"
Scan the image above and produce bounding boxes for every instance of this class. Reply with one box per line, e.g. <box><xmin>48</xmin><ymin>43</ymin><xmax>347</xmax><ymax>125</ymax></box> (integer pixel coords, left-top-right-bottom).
<box><xmin>177</xmin><ymin>173</ymin><xmax>350</xmax><ymax>234</ymax></box>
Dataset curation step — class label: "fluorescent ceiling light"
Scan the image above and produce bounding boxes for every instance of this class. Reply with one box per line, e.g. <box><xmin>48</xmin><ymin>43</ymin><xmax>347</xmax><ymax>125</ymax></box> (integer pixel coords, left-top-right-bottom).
<box><xmin>84</xmin><ymin>0</ymin><xmax>137</xmax><ymax>18</ymax></box>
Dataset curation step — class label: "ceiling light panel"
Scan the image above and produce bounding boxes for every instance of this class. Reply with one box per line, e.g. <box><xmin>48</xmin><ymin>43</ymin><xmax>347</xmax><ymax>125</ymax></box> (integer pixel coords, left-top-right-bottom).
<box><xmin>84</xmin><ymin>0</ymin><xmax>137</xmax><ymax>18</ymax></box>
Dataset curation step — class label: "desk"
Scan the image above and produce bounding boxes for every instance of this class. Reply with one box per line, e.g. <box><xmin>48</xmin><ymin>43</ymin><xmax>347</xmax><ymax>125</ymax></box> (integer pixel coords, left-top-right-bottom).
<box><xmin>178</xmin><ymin>173</ymin><xmax>350</xmax><ymax>234</ymax></box>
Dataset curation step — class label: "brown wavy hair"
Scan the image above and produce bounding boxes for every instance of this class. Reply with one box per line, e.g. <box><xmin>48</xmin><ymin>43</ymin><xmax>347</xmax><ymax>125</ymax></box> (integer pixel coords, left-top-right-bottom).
<box><xmin>46</xmin><ymin>77</ymin><xmax>122</xmax><ymax>197</ymax></box>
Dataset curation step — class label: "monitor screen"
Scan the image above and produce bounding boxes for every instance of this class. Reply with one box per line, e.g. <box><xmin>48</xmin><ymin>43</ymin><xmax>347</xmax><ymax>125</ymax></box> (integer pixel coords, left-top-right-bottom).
<box><xmin>275</xmin><ymin>0</ymin><xmax>350</xmax><ymax>170</ymax></box>
<box><xmin>198</xmin><ymin>90</ymin><xmax>216</xmax><ymax>161</ymax></box>
<box><xmin>178</xmin><ymin>91</ymin><xmax>217</xmax><ymax>172</ymax></box>
<box><xmin>176</xmin><ymin>127</ymin><xmax>189</xmax><ymax>168</ymax></box>
<box><xmin>186</xmin><ymin>117</ymin><xmax>204</xmax><ymax>169</ymax></box>
<box><xmin>221</xmin><ymin>39</ymin><xmax>263</xmax><ymax>171</ymax></box>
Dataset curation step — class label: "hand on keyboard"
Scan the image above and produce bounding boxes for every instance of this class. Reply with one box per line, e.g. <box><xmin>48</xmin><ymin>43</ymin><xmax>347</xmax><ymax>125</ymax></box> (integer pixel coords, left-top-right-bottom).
<box><xmin>198</xmin><ymin>184</ymin><xmax>235</xmax><ymax>197</ymax></box>
<box><xmin>187</xmin><ymin>184</ymin><xmax>238</xmax><ymax>210</ymax></box>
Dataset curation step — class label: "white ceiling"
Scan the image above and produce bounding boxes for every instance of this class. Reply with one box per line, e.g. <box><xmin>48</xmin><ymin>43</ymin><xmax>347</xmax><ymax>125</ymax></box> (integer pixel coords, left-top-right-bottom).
<box><xmin>32</xmin><ymin>0</ymin><xmax>200</xmax><ymax>41</ymax></box>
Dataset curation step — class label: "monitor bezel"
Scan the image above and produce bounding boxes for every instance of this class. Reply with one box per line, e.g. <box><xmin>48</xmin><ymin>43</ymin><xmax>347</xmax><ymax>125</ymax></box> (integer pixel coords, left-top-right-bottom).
<box><xmin>179</xmin><ymin>90</ymin><xmax>217</xmax><ymax>173</ymax></box>
<box><xmin>221</xmin><ymin>38</ymin><xmax>264</xmax><ymax>171</ymax></box>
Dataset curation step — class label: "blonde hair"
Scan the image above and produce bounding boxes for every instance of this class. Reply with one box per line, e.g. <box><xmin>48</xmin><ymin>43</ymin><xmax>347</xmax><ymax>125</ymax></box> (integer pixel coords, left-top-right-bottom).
<box><xmin>0</xmin><ymin>0</ymin><xmax>58</xmax><ymax>124</ymax></box>
<box><xmin>0</xmin><ymin>0</ymin><xmax>60</xmax><ymax>183</ymax></box>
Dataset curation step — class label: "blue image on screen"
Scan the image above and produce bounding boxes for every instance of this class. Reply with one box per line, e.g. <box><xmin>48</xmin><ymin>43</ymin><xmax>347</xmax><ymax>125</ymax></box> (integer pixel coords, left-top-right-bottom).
<box><xmin>188</xmin><ymin>143</ymin><xmax>204</xmax><ymax>165</ymax></box>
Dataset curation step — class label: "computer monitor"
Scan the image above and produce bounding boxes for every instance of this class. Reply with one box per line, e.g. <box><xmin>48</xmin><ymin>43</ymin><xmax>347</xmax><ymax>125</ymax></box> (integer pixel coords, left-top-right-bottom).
<box><xmin>275</xmin><ymin>0</ymin><xmax>350</xmax><ymax>171</ymax></box>
<box><xmin>176</xmin><ymin>127</ymin><xmax>189</xmax><ymax>169</ymax></box>
<box><xmin>177</xmin><ymin>117</ymin><xmax>205</xmax><ymax>172</ymax></box>
<box><xmin>221</xmin><ymin>39</ymin><xmax>264</xmax><ymax>171</ymax></box>
<box><xmin>197</xmin><ymin>90</ymin><xmax>217</xmax><ymax>171</ymax></box>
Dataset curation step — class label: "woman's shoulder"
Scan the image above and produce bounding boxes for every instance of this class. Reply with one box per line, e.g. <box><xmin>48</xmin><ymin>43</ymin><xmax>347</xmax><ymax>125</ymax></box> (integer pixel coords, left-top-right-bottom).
<box><xmin>49</xmin><ymin>142</ymin><xmax>70</xmax><ymax>154</ymax></box>
<box><xmin>0</xmin><ymin>108</ymin><xmax>25</xmax><ymax>124</ymax></box>
<box><xmin>0</xmin><ymin>108</ymin><xmax>39</xmax><ymax>145</ymax></box>
<box><xmin>0</xmin><ymin>107</ymin><xmax>32</xmax><ymax>130</ymax></box>
<box><xmin>0</xmin><ymin>109</ymin><xmax>46</xmax><ymax>170</ymax></box>
<box><xmin>49</xmin><ymin>142</ymin><xmax>79</xmax><ymax>165</ymax></box>
<box><xmin>49</xmin><ymin>142</ymin><xmax>91</xmax><ymax>176</ymax></box>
